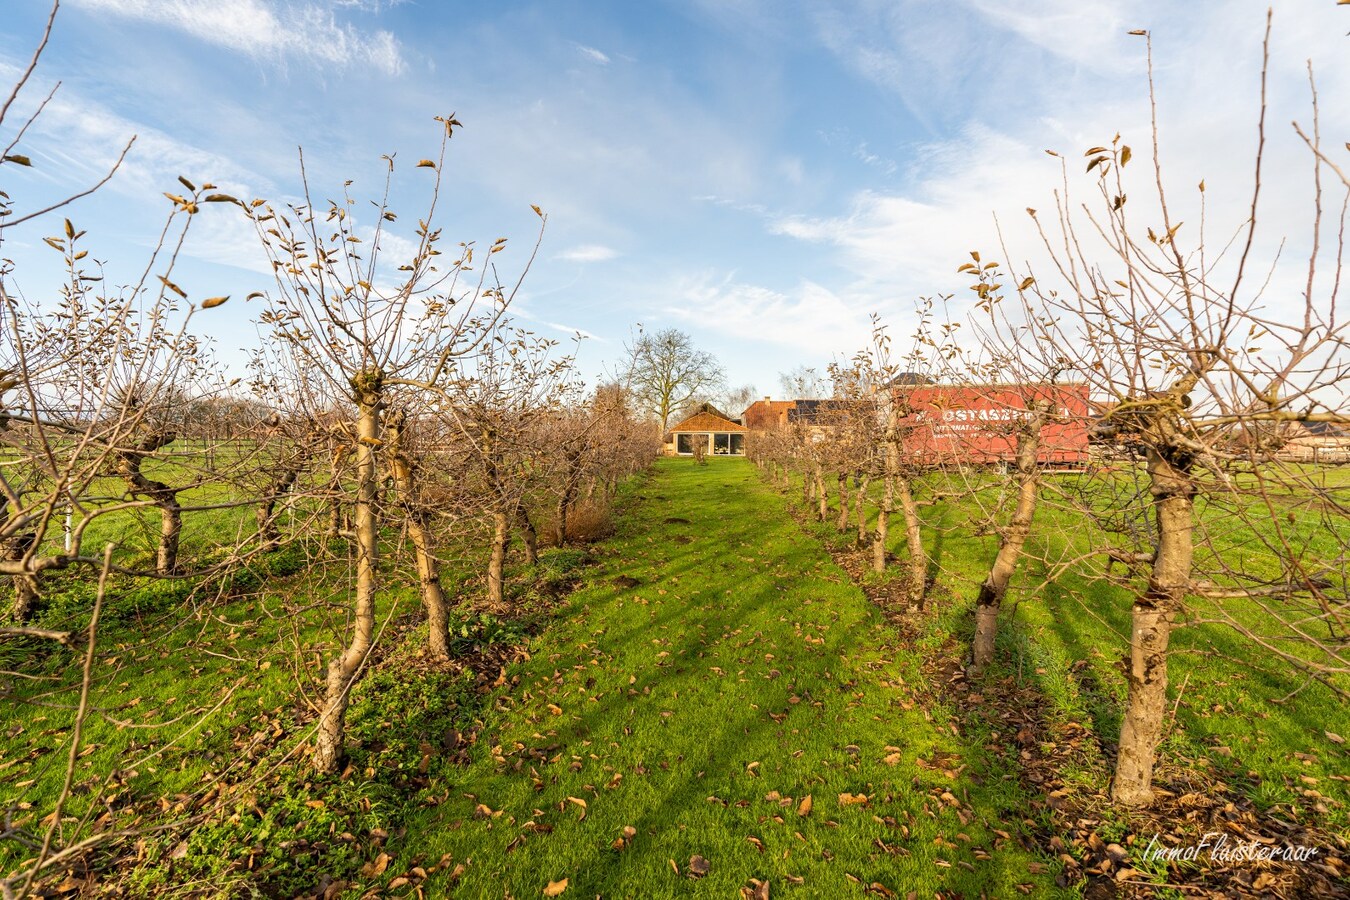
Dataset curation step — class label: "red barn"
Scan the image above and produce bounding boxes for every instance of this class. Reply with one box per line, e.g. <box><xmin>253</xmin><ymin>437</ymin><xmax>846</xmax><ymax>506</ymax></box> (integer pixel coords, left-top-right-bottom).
<box><xmin>899</xmin><ymin>383</ymin><xmax>1090</xmax><ymax>466</ymax></box>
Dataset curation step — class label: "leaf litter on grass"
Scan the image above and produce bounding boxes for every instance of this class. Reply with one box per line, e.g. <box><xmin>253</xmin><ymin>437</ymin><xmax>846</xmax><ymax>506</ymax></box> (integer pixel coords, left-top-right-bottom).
<box><xmin>399</xmin><ymin>460</ymin><xmax>1059</xmax><ymax>897</ymax></box>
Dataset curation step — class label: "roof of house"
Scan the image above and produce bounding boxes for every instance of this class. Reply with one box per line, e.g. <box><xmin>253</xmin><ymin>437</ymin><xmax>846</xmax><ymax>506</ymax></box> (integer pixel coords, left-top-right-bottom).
<box><xmin>885</xmin><ymin>372</ymin><xmax>934</xmax><ymax>388</ymax></box>
<box><xmin>1300</xmin><ymin>420</ymin><xmax>1350</xmax><ymax>438</ymax></box>
<box><xmin>669</xmin><ymin>411</ymin><xmax>748</xmax><ymax>433</ymax></box>
<box><xmin>786</xmin><ymin>398</ymin><xmax>863</xmax><ymax>424</ymax></box>
<box><xmin>1285</xmin><ymin>418</ymin><xmax>1350</xmax><ymax>439</ymax></box>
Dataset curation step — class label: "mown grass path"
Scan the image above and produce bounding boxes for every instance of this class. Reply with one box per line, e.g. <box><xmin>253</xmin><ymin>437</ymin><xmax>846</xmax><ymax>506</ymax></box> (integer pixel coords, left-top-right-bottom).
<box><xmin>409</xmin><ymin>459</ymin><xmax>1057</xmax><ymax>898</ymax></box>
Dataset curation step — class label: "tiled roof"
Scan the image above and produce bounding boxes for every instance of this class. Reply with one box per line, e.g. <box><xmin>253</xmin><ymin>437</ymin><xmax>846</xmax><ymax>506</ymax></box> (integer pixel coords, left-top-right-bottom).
<box><xmin>670</xmin><ymin>411</ymin><xmax>747</xmax><ymax>433</ymax></box>
<box><xmin>786</xmin><ymin>399</ymin><xmax>862</xmax><ymax>424</ymax></box>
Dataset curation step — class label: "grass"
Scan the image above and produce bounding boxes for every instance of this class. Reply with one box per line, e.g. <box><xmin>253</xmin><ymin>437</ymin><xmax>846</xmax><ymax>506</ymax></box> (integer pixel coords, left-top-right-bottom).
<box><xmin>7</xmin><ymin>452</ymin><xmax>1344</xmax><ymax>896</ymax></box>
<box><xmin>398</xmin><ymin>458</ymin><xmax>1059</xmax><ymax>897</ymax></box>
<box><xmin>4</xmin><ymin>458</ymin><xmax>1064</xmax><ymax>896</ymax></box>
<box><xmin>0</xmin><ymin>506</ymin><xmax>566</xmax><ymax>896</ymax></box>
<box><xmin>786</xmin><ymin>461</ymin><xmax>1350</xmax><ymax>841</ymax></box>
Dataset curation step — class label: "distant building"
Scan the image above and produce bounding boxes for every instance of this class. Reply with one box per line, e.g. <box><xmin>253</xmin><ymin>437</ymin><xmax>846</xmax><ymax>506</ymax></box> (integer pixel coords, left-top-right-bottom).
<box><xmin>901</xmin><ymin>383</ymin><xmax>1091</xmax><ymax>466</ymax></box>
<box><xmin>1275</xmin><ymin>421</ymin><xmax>1350</xmax><ymax>464</ymax></box>
<box><xmin>741</xmin><ymin>397</ymin><xmax>796</xmax><ymax>430</ymax></box>
<box><xmin>662</xmin><ymin>405</ymin><xmax>747</xmax><ymax>457</ymax></box>
<box><xmin>742</xmin><ymin>382</ymin><xmax>1091</xmax><ymax>466</ymax></box>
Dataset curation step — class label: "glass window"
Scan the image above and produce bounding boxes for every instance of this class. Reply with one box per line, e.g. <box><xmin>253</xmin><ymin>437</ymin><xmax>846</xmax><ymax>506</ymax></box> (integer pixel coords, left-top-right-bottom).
<box><xmin>730</xmin><ymin>433</ymin><xmax>744</xmax><ymax>455</ymax></box>
<box><xmin>677</xmin><ymin>433</ymin><xmax>696</xmax><ymax>454</ymax></box>
<box><xmin>714</xmin><ymin>433</ymin><xmax>731</xmax><ymax>454</ymax></box>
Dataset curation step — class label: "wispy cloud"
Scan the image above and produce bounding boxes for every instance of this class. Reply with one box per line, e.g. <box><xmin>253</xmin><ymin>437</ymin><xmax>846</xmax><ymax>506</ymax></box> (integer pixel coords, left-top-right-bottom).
<box><xmin>509</xmin><ymin>302</ymin><xmax>604</xmax><ymax>343</ymax></box>
<box><xmin>69</xmin><ymin>0</ymin><xmax>405</xmax><ymax>75</ymax></box>
<box><xmin>14</xmin><ymin>82</ymin><xmax>269</xmax><ymax>201</ymax></box>
<box><xmin>665</xmin><ymin>272</ymin><xmax>872</xmax><ymax>354</ymax></box>
<box><xmin>555</xmin><ymin>244</ymin><xmax>619</xmax><ymax>263</ymax></box>
<box><xmin>575</xmin><ymin>44</ymin><xmax>611</xmax><ymax>65</ymax></box>
<box><xmin>331</xmin><ymin>0</ymin><xmax>408</xmax><ymax>10</ymax></box>
<box><xmin>546</xmin><ymin>321</ymin><xmax>602</xmax><ymax>341</ymax></box>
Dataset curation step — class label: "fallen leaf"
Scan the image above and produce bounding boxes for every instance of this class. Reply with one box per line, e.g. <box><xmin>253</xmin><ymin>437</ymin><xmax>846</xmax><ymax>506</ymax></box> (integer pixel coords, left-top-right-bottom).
<box><xmin>741</xmin><ymin>879</ymin><xmax>770</xmax><ymax>900</ymax></box>
<box><xmin>689</xmin><ymin>855</ymin><xmax>711</xmax><ymax>878</ymax></box>
<box><xmin>543</xmin><ymin>878</ymin><xmax>568</xmax><ymax>896</ymax></box>
<box><xmin>360</xmin><ymin>852</ymin><xmax>390</xmax><ymax>878</ymax></box>
<box><xmin>797</xmin><ymin>795</ymin><xmax>813</xmax><ymax>817</ymax></box>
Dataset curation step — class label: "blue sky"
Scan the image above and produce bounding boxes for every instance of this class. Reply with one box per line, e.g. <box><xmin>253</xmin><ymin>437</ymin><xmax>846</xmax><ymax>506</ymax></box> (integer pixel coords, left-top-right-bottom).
<box><xmin>2</xmin><ymin>0</ymin><xmax>1348</xmax><ymax>401</ymax></box>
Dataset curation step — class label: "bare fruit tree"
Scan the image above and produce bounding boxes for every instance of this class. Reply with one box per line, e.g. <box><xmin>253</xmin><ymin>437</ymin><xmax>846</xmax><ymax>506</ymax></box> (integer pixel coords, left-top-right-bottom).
<box><xmin>1011</xmin><ymin>20</ymin><xmax>1350</xmax><ymax>806</ymax></box>
<box><xmin>439</xmin><ymin>323</ymin><xmax>577</xmax><ymax>612</ymax></box>
<box><xmin>244</xmin><ymin>118</ymin><xmax>543</xmax><ymax>772</ymax></box>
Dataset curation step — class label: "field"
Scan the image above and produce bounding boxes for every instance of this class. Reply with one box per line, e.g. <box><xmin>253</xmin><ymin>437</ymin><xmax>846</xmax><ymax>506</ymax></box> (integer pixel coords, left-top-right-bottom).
<box><xmin>1</xmin><ymin>457</ymin><xmax>1347</xmax><ymax>897</ymax></box>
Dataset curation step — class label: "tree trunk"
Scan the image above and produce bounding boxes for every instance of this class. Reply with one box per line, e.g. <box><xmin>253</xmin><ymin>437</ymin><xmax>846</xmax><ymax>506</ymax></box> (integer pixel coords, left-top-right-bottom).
<box><xmin>895</xmin><ymin>476</ymin><xmax>926</xmax><ymax>607</ymax></box>
<box><xmin>327</xmin><ymin>498</ymin><xmax>343</xmax><ymax>538</ymax></box>
<box><xmin>5</xmin><ymin>532</ymin><xmax>38</xmax><ymax>622</ymax></box>
<box><xmin>855</xmin><ymin>474</ymin><xmax>871</xmax><ymax>547</ymax></box>
<box><xmin>407</xmin><ymin>510</ymin><xmax>450</xmax><ymax>661</ymax></box>
<box><xmin>972</xmin><ymin>413</ymin><xmax>1045</xmax><ymax>674</ymax></box>
<box><xmin>836</xmin><ymin>472</ymin><xmax>850</xmax><ymax>531</ymax></box>
<box><xmin>256</xmin><ymin>465</ymin><xmax>301</xmax><ymax>552</ymax></box>
<box><xmin>157</xmin><ymin>500</ymin><xmax>181</xmax><ymax>575</ymax></box>
<box><xmin>874</xmin><ymin>443</ymin><xmax>895</xmax><ymax>573</ymax></box>
<box><xmin>1112</xmin><ymin>442</ymin><xmax>1193</xmax><ymax>806</ymax></box>
<box><xmin>486</xmin><ymin>509</ymin><xmax>510</xmax><ymax>613</ymax></box>
<box><xmin>386</xmin><ymin>412</ymin><xmax>451</xmax><ymax>661</ymax></box>
<box><xmin>326</xmin><ymin>442</ymin><xmax>349</xmax><ymax>539</ymax></box>
<box><xmin>516</xmin><ymin>501</ymin><xmax>538</xmax><ymax>565</ymax></box>
<box><xmin>116</xmin><ymin>428</ymin><xmax>181</xmax><ymax>575</ymax></box>
<box><xmin>314</xmin><ymin>375</ymin><xmax>381</xmax><ymax>775</ymax></box>
<box><xmin>814</xmin><ymin>464</ymin><xmax>828</xmax><ymax>522</ymax></box>
<box><xmin>555</xmin><ymin>498</ymin><xmax>569</xmax><ymax>547</ymax></box>
<box><xmin>556</xmin><ymin>458</ymin><xmax>581</xmax><ymax>546</ymax></box>
<box><xmin>10</xmin><ymin>575</ymin><xmax>38</xmax><ymax>622</ymax></box>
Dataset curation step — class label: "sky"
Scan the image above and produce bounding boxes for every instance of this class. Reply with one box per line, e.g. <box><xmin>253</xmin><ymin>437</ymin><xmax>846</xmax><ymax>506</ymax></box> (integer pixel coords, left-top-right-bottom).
<box><xmin>2</xmin><ymin>0</ymin><xmax>1348</xmax><ymax>406</ymax></box>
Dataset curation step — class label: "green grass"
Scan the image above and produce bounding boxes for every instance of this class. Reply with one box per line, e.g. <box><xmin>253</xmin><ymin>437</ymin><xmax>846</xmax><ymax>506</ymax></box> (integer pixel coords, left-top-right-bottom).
<box><xmin>787</xmin><ymin>461</ymin><xmax>1350</xmax><ymax>842</ymax></box>
<box><xmin>0</xmin><ymin>511</ymin><xmax>558</xmax><ymax>896</ymax></box>
<box><xmin>397</xmin><ymin>459</ymin><xmax>1059</xmax><ymax>897</ymax></box>
<box><xmin>10</xmin><ymin>452</ymin><xmax>1342</xmax><ymax>896</ymax></box>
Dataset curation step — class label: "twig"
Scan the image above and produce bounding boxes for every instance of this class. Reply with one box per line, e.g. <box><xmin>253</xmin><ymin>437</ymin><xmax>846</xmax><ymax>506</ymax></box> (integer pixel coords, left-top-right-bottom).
<box><xmin>0</xmin><ymin>628</ymin><xmax>73</xmax><ymax>645</ymax></box>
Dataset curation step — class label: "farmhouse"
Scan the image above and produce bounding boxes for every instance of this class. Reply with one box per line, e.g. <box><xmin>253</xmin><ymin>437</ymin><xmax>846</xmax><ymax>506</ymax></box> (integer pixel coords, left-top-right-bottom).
<box><xmin>662</xmin><ymin>405</ymin><xmax>747</xmax><ymax>457</ymax></box>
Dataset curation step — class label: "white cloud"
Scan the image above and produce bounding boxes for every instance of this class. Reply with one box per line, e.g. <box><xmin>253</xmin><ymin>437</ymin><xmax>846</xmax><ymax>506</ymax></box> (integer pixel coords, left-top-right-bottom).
<box><xmin>8</xmin><ymin>78</ymin><xmax>268</xmax><ymax>200</ymax></box>
<box><xmin>545</xmin><ymin>321</ymin><xmax>601</xmax><ymax>341</ymax></box>
<box><xmin>576</xmin><ymin>44</ymin><xmax>610</xmax><ymax>65</ymax></box>
<box><xmin>332</xmin><ymin>0</ymin><xmax>408</xmax><ymax>10</ymax></box>
<box><xmin>665</xmin><ymin>273</ymin><xmax>872</xmax><ymax>355</ymax></box>
<box><xmin>507</xmin><ymin>302</ymin><xmax>604</xmax><ymax>343</ymax></box>
<box><xmin>555</xmin><ymin>244</ymin><xmax>619</xmax><ymax>263</ymax></box>
<box><xmin>759</xmin><ymin>0</ymin><xmax>1350</xmax><ymax>352</ymax></box>
<box><xmin>964</xmin><ymin>0</ymin><xmax>1131</xmax><ymax>72</ymax></box>
<box><xmin>69</xmin><ymin>0</ymin><xmax>405</xmax><ymax>76</ymax></box>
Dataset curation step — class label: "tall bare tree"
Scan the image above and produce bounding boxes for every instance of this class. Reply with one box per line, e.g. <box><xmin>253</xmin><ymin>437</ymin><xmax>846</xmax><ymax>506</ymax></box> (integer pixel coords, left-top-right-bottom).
<box><xmin>244</xmin><ymin>118</ymin><xmax>543</xmax><ymax>772</ymax></box>
<box><xmin>1012</xmin><ymin>20</ymin><xmax>1350</xmax><ymax>805</ymax></box>
<box><xmin>622</xmin><ymin>326</ymin><xmax>725</xmax><ymax>432</ymax></box>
